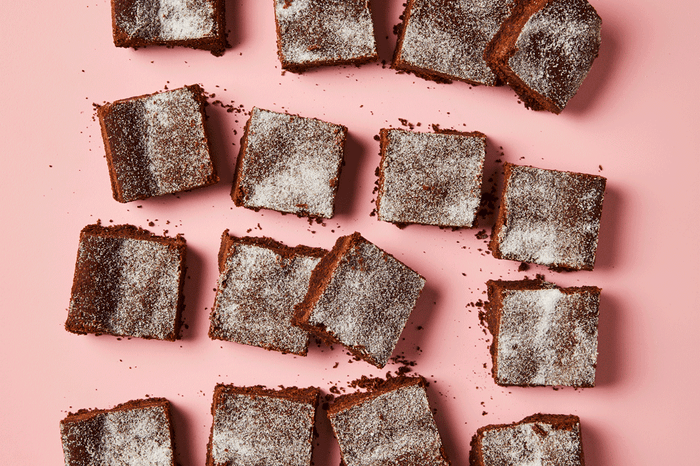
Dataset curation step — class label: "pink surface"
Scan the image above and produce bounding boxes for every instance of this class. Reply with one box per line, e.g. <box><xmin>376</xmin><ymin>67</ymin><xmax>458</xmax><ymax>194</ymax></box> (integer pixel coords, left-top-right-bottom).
<box><xmin>1</xmin><ymin>1</ymin><xmax>698</xmax><ymax>464</ymax></box>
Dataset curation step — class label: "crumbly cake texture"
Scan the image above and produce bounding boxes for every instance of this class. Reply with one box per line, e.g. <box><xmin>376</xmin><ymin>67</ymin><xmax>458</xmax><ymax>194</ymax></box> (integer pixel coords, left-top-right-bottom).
<box><xmin>328</xmin><ymin>376</ymin><xmax>450</xmax><ymax>466</ymax></box>
<box><xmin>111</xmin><ymin>0</ymin><xmax>227</xmax><ymax>55</ymax></box>
<box><xmin>485</xmin><ymin>279</ymin><xmax>600</xmax><ymax>387</ymax></box>
<box><xmin>393</xmin><ymin>0</ymin><xmax>517</xmax><ymax>86</ymax></box>
<box><xmin>206</xmin><ymin>384</ymin><xmax>319</xmax><ymax>466</ymax></box>
<box><xmin>293</xmin><ymin>232</ymin><xmax>425</xmax><ymax>368</ymax></box>
<box><xmin>98</xmin><ymin>85</ymin><xmax>219</xmax><ymax>203</ymax></box>
<box><xmin>377</xmin><ymin>128</ymin><xmax>486</xmax><ymax>227</ymax></box>
<box><xmin>274</xmin><ymin>0</ymin><xmax>378</xmax><ymax>72</ymax></box>
<box><xmin>60</xmin><ymin>398</ymin><xmax>175</xmax><ymax>466</ymax></box>
<box><xmin>484</xmin><ymin>0</ymin><xmax>602</xmax><ymax>113</ymax></box>
<box><xmin>470</xmin><ymin>414</ymin><xmax>585</xmax><ymax>466</ymax></box>
<box><xmin>66</xmin><ymin>223</ymin><xmax>186</xmax><ymax>341</ymax></box>
<box><xmin>489</xmin><ymin>163</ymin><xmax>606</xmax><ymax>270</ymax></box>
<box><xmin>208</xmin><ymin>231</ymin><xmax>327</xmax><ymax>355</ymax></box>
<box><xmin>231</xmin><ymin>107</ymin><xmax>347</xmax><ymax>219</ymax></box>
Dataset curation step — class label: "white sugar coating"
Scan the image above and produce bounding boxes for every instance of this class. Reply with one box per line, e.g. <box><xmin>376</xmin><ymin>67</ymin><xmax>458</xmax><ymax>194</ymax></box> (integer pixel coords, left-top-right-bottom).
<box><xmin>275</xmin><ymin>0</ymin><xmax>377</xmax><ymax>66</ymax></box>
<box><xmin>509</xmin><ymin>0</ymin><xmax>601</xmax><ymax>110</ymax></box>
<box><xmin>309</xmin><ymin>238</ymin><xmax>425</xmax><ymax>367</ymax></box>
<box><xmin>496</xmin><ymin>287</ymin><xmax>599</xmax><ymax>386</ymax></box>
<box><xmin>211</xmin><ymin>392</ymin><xmax>315</xmax><ymax>466</ymax></box>
<box><xmin>480</xmin><ymin>420</ymin><xmax>582</xmax><ymax>466</ymax></box>
<box><xmin>329</xmin><ymin>383</ymin><xmax>448</xmax><ymax>466</ymax></box>
<box><xmin>238</xmin><ymin>108</ymin><xmax>345</xmax><ymax>218</ymax></box>
<box><xmin>116</xmin><ymin>0</ymin><xmax>217</xmax><ymax>41</ymax></box>
<box><xmin>398</xmin><ymin>0</ymin><xmax>517</xmax><ymax>85</ymax></box>
<box><xmin>61</xmin><ymin>405</ymin><xmax>173</xmax><ymax>466</ymax></box>
<box><xmin>378</xmin><ymin>129</ymin><xmax>485</xmax><ymax>227</ymax></box>
<box><xmin>495</xmin><ymin>165</ymin><xmax>605</xmax><ymax>270</ymax></box>
<box><xmin>210</xmin><ymin>242</ymin><xmax>321</xmax><ymax>354</ymax></box>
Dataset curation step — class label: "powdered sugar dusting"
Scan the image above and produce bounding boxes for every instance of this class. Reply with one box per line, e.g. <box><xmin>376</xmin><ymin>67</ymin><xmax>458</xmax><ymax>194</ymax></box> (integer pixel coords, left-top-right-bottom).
<box><xmin>116</xmin><ymin>0</ymin><xmax>217</xmax><ymax>41</ymax></box>
<box><xmin>509</xmin><ymin>0</ymin><xmax>601</xmax><ymax>110</ymax></box>
<box><xmin>329</xmin><ymin>383</ymin><xmax>449</xmax><ymax>466</ymax></box>
<box><xmin>398</xmin><ymin>0</ymin><xmax>517</xmax><ymax>85</ymax></box>
<box><xmin>211</xmin><ymin>392</ymin><xmax>315</xmax><ymax>466</ymax></box>
<box><xmin>378</xmin><ymin>129</ymin><xmax>485</xmax><ymax>227</ymax></box>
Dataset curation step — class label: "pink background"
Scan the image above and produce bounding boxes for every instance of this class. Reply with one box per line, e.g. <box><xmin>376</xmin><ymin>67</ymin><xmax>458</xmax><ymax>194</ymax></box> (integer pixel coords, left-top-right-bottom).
<box><xmin>1</xmin><ymin>0</ymin><xmax>698</xmax><ymax>464</ymax></box>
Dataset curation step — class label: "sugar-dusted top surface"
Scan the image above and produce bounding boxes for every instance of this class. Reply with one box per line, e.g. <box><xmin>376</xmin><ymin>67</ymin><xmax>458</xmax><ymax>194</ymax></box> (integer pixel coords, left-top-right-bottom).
<box><xmin>211</xmin><ymin>392</ymin><xmax>315</xmax><ymax>466</ymax></box>
<box><xmin>115</xmin><ymin>0</ymin><xmax>218</xmax><ymax>41</ymax></box>
<box><xmin>495</xmin><ymin>286</ymin><xmax>599</xmax><ymax>386</ymax></box>
<box><xmin>61</xmin><ymin>405</ymin><xmax>173</xmax><ymax>466</ymax></box>
<box><xmin>509</xmin><ymin>0</ymin><xmax>601</xmax><ymax>110</ymax></box>
<box><xmin>329</xmin><ymin>383</ymin><xmax>448</xmax><ymax>466</ymax></box>
<box><xmin>104</xmin><ymin>86</ymin><xmax>215</xmax><ymax>202</ymax></box>
<box><xmin>398</xmin><ymin>0</ymin><xmax>517</xmax><ymax>85</ymax></box>
<box><xmin>378</xmin><ymin>129</ymin><xmax>485</xmax><ymax>227</ymax></box>
<box><xmin>275</xmin><ymin>0</ymin><xmax>377</xmax><ymax>66</ymax></box>
<box><xmin>495</xmin><ymin>164</ymin><xmax>606</xmax><ymax>270</ymax></box>
<box><xmin>210</xmin><ymin>242</ymin><xmax>320</xmax><ymax>354</ymax></box>
<box><xmin>308</xmin><ymin>237</ymin><xmax>425</xmax><ymax>367</ymax></box>
<box><xmin>238</xmin><ymin>107</ymin><xmax>345</xmax><ymax>218</ymax></box>
<box><xmin>480</xmin><ymin>420</ymin><xmax>583</xmax><ymax>466</ymax></box>
<box><xmin>68</xmin><ymin>234</ymin><xmax>182</xmax><ymax>339</ymax></box>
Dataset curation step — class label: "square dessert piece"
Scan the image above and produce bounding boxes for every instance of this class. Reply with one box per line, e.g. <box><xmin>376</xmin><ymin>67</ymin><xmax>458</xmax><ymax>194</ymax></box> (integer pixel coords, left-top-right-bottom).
<box><xmin>489</xmin><ymin>163</ymin><xmax>606</xmax><ymax>270</ymax></box>
<box><xmin>98</xmin><ymin>85</ymin><xmax>219</xmax><ymax>203</ymax></box>
<box><xmin>111</xmin><ymin>0</ymin><xmax>227</xmax><ymax>56</ymax></box>
<box><xmin>485</xmin><ymin>279</ymin><xmax>601</xmax><ymax>387</ymax></box>
<box><xmin>208</xmin><ymin>231</ymin><xmax>327</xmax><ymax>355</ymax></box>
<box><xmin>377</xmin><ymin>128</ymin><xmax>486</xmax><ymax>227</ymax></box>
<box><xmin>470</xmin><ymin>414</ymin><xmax>585</xmax><ymax>466</ymax></box>
<box><xmin>232</xmin><ymin>107</ymin><xmax>347</xmax><ymax>219</ymax></box>
<box><xmin>66</xmin><ymin>223</ymin><xmax>186</xmax><ymax>341</ymax></box>
<box><xmin>207</xmin><ymin>384</ymin><xmax>319</xmax><ymax>466</ymax></box>
<box><xmin>328</xmin><ymin>376</ymin><xmax>450</xmax><ymax>466</ymax></box>
<box><xmin>274</xmin><ymin>0</ymin><xmax>378</xmax><ymax>72</ymax></box>
<box><xmin>60</xmin><ymin>397</ymin><xmax>175</xmax><ymax>466</ymax></box>
<box><xmin>293</xmin><ymin>232</ymin><xmax>425</xmax><ymax>368</ymax></box>
<box><xmin>393</xmin><ymin>0</ymin><xmax>517</xmax><ymax>86</ymax></box>
<box><xmin>484</xmin><ymin>0</ymin><xmax>602</xmax><ymax>113</ymax></box>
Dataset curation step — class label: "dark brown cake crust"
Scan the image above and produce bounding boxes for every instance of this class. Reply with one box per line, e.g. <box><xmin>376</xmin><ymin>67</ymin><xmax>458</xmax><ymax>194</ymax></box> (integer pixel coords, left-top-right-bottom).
<box><xmin>327</xmin><ymin>375</ymin><xmax>425</xmax><ymax>416</ymax></box>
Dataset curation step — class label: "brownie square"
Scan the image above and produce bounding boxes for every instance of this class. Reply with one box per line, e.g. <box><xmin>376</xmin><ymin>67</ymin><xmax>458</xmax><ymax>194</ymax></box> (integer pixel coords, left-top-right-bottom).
<box><xmin>293</xmin><ymin>232</ymin><xmax>425</xmax><ymax>368</ymax></box>
<box><xmin>98</xmin><ymin>85</ymin><xmax>219</xmax><ymax>203</ymax></box>
<box><xmin>208</xmin><ymin>231</ymin><xmax>327</xmax><ymax>355</ymax></box>
<box><xmin>232</xmin><ymin>107</ymin><xmax>347</xmax><ymax>219</ymax></box>
<box><xmin>484</xmin><ymin>0</ymin><xmax>602</xmax><ymax>113</ymax></box>
<box><xmin>111</xmin><ymin>0</ymin><xmax>227</xmax><ymax>56</ymax></box>
<box><xmin>328</xmin><ymin>376</ymin><xmax>450</xmax><ymax>466</ymax></box>
<box><xmin>393</xmin><ymin>0</ymin><xmax>517</xmax><ymax>86</ymax></box>
<box><xmin>60</xmin><ymin>397</ymin><xmax>175</xmax><ymax>466</ymax></box>
<box><xmin>207</xmin><ymin>384</ymin><xmax>319</xmax><ymax>466</ymax></box>
<box><xmin>485</xmin><ymin>279</ymin><xmax>600</xmax><ymax>387</ymax></box>
<box><xmin>377</xmin><ymin>128</ymin><xmax>486</xmax><ymax>227</ymax></box>
<box><xmin>274</xmin><ymin>0</ymin><xmax>378</xmax><ymax>72</ymax></box>
<box><xmin>470</xmin><ymin>414</ymin><xmax>585</xmax><ymax>466</ymax></box>
<box><xmin>489</xmin><ymin>163</ymin><xmax>606</xmax><ymax>270</ymax></box>
<box><xmin>66</xmin><ymin>223</ymin><xmax>186</xmax><ymax>341</ymax></box>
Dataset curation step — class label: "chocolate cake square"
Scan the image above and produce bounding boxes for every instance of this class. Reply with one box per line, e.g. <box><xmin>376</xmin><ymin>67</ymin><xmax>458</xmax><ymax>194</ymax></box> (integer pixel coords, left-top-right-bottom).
<box><xmin>484</xmin><ymin>0</ymin><xmax>602</xmax><ymax>113</ymax></box>
<box><xmin>328</xmin><ymin>376</ymin><xmax>450</xmax><ymax>466</ymax></box>
<box><xmin>208</xmin><ymin>231</ymin><xmax>327</xmax><ymax>355</ymax></box>
<box><xmin>293</xmin><ymin>232</ymin><xmax>425</xmax><ymax>368</ymax></box>
<box><xmin>98</xmin><ymin>85</ymin><xmax>219</xmax><ymax>203</ymax></box>
<box><xmin>111</xmin><ymin>0</ymin><xmax>227</xmax><ymax>56</ymax></box>
<box><xmin>489</xmin><ymin>163</ymin><xmax>606</xmax><ymax>270</ymax></box>
<box><xmin>232</xmin><ymin>107</ymin><xmax>347</xmax><ymax>219</ymax></box>
<box><xmin>377</xmin><ymin>128</ymin><xmax>486</xmax><ymax>227</ymax></box>
<box><xmin>60</xmin><ymin>397</ymin><xmax>176</xmax><ymax>466</ymax></box>
<box><xmin>274</xmin><ymin>0</ymin><xmax>378</xmax><ymax>72</ymax></box>
<box><xmin>470</xmin><ymin>414</ymin><xmax>585</xmax><ymax>466</ymax></box>
<box><xmin>393</xmin><ymin>0</ymin><xmax>517</xmax><ymax>86</ymax></box>
<box><xmin>485</xmin><ymin>279</ymin><xmax>600</xmax><ymax>387</ymax></box>
<box><xmin>66</xmin><ymin>223</ymin><xmax>186</xmax><ymax>341</ymax></box>
<box><xmin>207</xmin><ymin>384</ymin><xmax>319</xmax><ymax>466</ymax></box>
